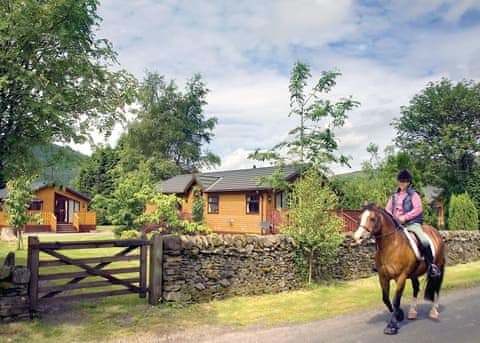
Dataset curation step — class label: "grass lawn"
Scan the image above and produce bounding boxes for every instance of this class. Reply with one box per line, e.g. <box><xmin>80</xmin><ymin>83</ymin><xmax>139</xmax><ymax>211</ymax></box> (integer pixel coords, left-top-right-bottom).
<box><xmin>1</xmin><ymin>233</ymin><xmax>480</xmax><ymax>342</ymax></box>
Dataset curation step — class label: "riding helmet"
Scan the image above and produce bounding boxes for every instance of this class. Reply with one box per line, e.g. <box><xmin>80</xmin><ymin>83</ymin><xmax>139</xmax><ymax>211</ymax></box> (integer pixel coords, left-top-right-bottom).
<box><xmin>397</xmin><ymin>169</ymin><xmax>412</xmax><ymax>182</ymax></box>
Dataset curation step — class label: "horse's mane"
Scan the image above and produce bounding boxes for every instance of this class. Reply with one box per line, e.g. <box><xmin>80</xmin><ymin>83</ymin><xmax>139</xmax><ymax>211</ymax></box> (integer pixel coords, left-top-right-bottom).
<box><xmin>363</xmin><ymin>203</ymin><xmax>402</xmax><ymax>230</ymax></box>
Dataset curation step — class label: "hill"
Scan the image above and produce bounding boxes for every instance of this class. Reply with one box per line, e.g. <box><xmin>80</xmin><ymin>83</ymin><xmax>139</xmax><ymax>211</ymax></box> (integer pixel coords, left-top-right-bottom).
<box><xmin>34</xmin><ymin>144</ymin><xmax>87</xmax><ymax>186</ymax></box>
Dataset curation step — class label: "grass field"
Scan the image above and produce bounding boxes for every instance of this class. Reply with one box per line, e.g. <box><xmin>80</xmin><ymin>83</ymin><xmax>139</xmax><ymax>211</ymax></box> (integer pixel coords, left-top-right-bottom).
<box><xmin>1</xmin><ymin>232</ymin><xmax>480</xmax><ymax>342</ymax></box>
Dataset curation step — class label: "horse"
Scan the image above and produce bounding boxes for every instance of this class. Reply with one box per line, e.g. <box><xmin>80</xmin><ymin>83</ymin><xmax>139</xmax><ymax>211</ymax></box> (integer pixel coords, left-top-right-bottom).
<box><xmin>353</xmin><ymin>204</ymin><xmax>445</xmax><ymax>335</ymax></box>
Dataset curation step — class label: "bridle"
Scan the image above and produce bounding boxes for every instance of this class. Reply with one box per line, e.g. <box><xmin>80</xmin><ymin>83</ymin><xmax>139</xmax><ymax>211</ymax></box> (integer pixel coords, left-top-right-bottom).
<box><xmin>359</xmin><ymin>209</ymin><xmax>401</xmax><ymax>243</ymax></box>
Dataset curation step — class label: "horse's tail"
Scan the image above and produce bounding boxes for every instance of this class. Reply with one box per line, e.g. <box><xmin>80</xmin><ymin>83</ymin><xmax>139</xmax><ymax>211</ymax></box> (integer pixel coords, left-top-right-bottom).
<box><xmin>424</xmin><ymin>264</ymin><xmax>445</xmax><ymax>302</ymax></box>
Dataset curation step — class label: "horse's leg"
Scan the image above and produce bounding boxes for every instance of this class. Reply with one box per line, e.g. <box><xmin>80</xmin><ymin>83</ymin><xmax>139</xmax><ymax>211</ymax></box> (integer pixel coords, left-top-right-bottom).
<box><xmin>430</xmin><ymin>294</ymin><xmax>440</xmax><ymax>319</ymax></box>
<box><xmin>428</xmin><ymin>263</ymin><xmax>444</xmax><ymax>320</ymax></box>
<box><xmin>384</xmin><ymin>275</ymin><xmax>408</xmax><ymax>335</ymax></box>
<box><xmin>379</xmin><ymin>274</ymin><xmax>393</xmax><ymax>313</ymax></box>
<box><xmin>408</xmin><ymin>278</ymin><xmax>420</xmax><ymax>320</ymax></box>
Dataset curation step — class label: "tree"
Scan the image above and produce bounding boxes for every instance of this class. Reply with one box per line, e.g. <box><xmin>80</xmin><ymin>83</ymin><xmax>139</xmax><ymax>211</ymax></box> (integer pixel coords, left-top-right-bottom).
<box><xmin>250</xmin><ymin>61</ymin><xmax>359</xmax><ymax>175</ymax></box>
<box><xmin>4</xmin><ymin>176</ymin><xmax>41</xmax><ymax>249</ymax></box>
<box><xmin>334</xmin><ymin>145</ymin><xmax>421</xmax><ymax>209</ymax></box>
<box><xmin>118</xmin><ymin>72</ymin><xmax>220</xmax><ymax>181</ymax></box>
<box><xmin>105</xmin><ymin>166</ymin><xmax>153</xmax><ymax>235</ymax></box>
<box><xmin>191</xmin><ymin>186</ymin><xmax>205</xmax><ymax>223</ymax></box>
<box><xmin>73</xmin><ymin>145</ymin><xmax>120</xmax><ymax>198</ymax></box>
<box><xmin>448</xmin><ymin>193</ymin><xmax>478</xmax><ymax>230</ymax></box>
<box><xmin>282</xmin><ymin>169</ymin><xmax>344</xmax><ymax>284</ymax></box>
<box><xmin>393</xmin><ymin>79</ymin><xmax>480</xmax><ymax>195</ymax></box>
<box><xmin>0</xmin><ymin>0</ymin><xmax>136</xmax><ymax>186</ymax></box>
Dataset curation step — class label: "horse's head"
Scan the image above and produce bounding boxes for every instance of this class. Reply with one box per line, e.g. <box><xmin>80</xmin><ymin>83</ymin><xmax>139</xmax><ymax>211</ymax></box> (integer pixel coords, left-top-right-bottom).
<box><xmin>353</xmin><ymin>204</ymin><xmax>382</xmax><ymax>245</ymax></box>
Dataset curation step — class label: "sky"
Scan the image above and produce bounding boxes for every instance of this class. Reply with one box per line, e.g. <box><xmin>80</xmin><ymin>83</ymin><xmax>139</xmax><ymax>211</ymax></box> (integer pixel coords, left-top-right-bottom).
<box><xmin>72</xmin><ymin>0</ymin><xmax>480</xmax><ymax>174</ymax></box>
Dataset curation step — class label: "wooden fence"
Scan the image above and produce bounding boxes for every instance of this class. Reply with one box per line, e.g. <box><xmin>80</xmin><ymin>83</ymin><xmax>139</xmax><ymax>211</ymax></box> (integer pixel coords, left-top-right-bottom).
<box><xmin>27</xmin><ymin>236</ymin><xmax>150</xmax><ymax>311</ymax></box>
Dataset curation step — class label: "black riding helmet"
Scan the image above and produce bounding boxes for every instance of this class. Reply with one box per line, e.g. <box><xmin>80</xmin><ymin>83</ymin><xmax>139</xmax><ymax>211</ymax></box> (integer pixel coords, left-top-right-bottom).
<box><xmin>397</xmin><ymin>169</ymin><xmax>412</xmax><ymax>183</ymax></box>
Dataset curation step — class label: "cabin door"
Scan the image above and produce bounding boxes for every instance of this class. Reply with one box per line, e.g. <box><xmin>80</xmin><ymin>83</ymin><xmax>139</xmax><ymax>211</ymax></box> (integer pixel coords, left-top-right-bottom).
<box><xmin>55</xmin><ymin>194</ymin><xmax>69</xmax><ymax>224</ymax></box>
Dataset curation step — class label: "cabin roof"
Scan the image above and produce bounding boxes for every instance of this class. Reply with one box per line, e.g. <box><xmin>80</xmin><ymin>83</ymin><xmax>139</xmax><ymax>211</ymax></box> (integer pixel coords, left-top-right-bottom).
<box><xmin>0</xmin><ymin>182</ymin><xmax>90</xmax><ymax>201</ymax></box>
<box><xmin>158</xmin><ymin>166</ymin><xmax>299</xmax><ymax>194</ymax></box>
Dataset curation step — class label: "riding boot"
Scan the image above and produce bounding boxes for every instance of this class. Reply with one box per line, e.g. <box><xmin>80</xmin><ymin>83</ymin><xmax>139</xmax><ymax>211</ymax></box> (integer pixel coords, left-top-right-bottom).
<box><xmin>423</xmin><ymin>245</ymin><xmax>441</xmax><ymax>278</ymax></box>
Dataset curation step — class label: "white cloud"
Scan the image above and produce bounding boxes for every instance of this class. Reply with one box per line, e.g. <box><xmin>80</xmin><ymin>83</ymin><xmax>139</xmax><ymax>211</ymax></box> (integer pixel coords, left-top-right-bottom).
<box><xmin>76</xmin><ymin>0</ymin><xmax>480</xmax><ymax>175</ymax></box>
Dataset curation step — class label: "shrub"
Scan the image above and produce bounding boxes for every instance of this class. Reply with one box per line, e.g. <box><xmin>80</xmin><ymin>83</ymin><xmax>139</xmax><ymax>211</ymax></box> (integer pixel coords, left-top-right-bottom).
<box><xmin>448</xmin><ymin>193</ymin><xmax>479</xmax><ymax>230</ymax></box>
<box><xmin>120</xmin><ymin>229</ymin><xmax>140</xmax><ymax>239</ymax></box>
<box><xmin>191</xmin><ymin>187</ymin><xmax>205</xmax><ymax>223</ymax></box>
<box><xmin>281</xmin><ymin>169</ymin><xmax>344</xmax><ymax>284</ymax></box>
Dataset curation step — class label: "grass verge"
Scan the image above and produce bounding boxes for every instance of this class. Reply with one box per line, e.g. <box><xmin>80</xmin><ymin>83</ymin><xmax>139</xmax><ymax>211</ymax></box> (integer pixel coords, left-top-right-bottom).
<box><xmin>0</xmin><ymin>248</ymin><xmax>479</xmax><ymax>343</ymax></box>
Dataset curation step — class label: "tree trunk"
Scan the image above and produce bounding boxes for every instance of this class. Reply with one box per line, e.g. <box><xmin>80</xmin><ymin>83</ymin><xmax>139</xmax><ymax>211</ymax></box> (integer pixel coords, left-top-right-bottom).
<box><xmin>308</xmin><ymin>250</ymin><xmax>313</xmax><ymax>284</ymax></box>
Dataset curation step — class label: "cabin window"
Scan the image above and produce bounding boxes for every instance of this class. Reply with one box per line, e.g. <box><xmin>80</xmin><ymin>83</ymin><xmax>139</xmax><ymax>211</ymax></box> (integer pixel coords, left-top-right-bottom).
<box><xmin>208</xmin><ymin>195</ymin><xmax>219</xmax><ymax>214</ymax></box>
<box><xmin>275</xmin><ymin>191</ymin><xmax>288</xmax><ymax>209</ymax></box>
<box><xmin>29</xmin><ymin>200</ymin><xmax>43</xmax><ymax>211</ymax></box>
<box><xmin>246</xmin><ymin>193</ymin><xmax>259</xmax><ymax>214</ymax></box>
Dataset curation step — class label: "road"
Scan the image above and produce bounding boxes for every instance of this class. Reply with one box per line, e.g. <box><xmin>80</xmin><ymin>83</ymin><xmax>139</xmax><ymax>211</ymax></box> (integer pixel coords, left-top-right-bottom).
<box><xmin>161</xmin><ymin>286</ymin><xmax>480</xmax><ymax>343</ymax></box>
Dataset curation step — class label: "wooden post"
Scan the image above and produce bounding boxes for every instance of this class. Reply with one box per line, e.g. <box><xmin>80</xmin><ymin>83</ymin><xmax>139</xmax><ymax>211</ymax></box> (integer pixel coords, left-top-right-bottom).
<box><xmin>27</xmin><ymin>236</ymin><xmax>40</xmax><ymax>312</ymax></box>
<box><xmin>148</xmin><ymin>234</ymin><xmax>163</xmax><ymax>305</ymax></box>
<box><xmin>139</xmin><ymin>234</ymin><xmax>148</xmax><ymax>298</ymax></box>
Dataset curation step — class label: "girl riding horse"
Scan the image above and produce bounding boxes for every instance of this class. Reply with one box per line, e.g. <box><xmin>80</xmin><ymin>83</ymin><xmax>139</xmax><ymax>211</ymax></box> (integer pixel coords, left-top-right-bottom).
<box><xmin>354</xmin><ymin>174</ymin><xmax>445</xmax><ymax>335</ymax></box>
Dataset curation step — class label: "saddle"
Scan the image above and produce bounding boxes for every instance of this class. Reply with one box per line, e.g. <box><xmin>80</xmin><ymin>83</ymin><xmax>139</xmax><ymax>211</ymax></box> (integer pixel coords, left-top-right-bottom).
<box><xmin>402</xmin><ymin>226</ymin><xmax>436</xmax><ymax>261</ymax></box>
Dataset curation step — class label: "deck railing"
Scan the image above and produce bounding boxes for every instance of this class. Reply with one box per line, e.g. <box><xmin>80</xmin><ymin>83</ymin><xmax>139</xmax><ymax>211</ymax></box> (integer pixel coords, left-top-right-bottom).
<box><xmin>74</xmin><ymin>211</ymin><xmax>97</xmax><ymax>226</ymax></box>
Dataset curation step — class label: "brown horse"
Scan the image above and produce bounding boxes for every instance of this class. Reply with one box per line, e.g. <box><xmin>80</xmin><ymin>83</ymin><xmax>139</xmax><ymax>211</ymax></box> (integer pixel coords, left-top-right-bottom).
<box><xmin>353</xmin><ymin>204</ymin><xmax>445</xmax><ymax>335</ymax></box>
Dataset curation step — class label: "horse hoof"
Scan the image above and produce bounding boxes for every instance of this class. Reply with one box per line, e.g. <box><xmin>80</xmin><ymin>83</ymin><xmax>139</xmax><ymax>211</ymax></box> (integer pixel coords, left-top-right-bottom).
<box><xmin>429</xmin><ymin>309</ymin><xmax>439</xmax><ymax>320</ymax></box>
<box><xmin>407</xmin><ymin>309</ymin><xmax>417</xmax><ymax>320</ymax></box>
<box><xmin>395</xmin><ymin>308</ymin><xmax>405</xmax><ymax>322</ymax></box>
<box><xmin>384</xmin><ymin>325</ymin><xmax>399</xmax><ymax>335</ymax></box>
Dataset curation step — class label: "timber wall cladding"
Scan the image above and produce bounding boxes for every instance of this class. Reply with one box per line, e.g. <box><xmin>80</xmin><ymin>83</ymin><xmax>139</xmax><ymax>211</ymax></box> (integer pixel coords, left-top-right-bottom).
<box><xmin>152</xmin><ymin>231</ymin><xmax>480</xmax><ymax>303</ymax></box>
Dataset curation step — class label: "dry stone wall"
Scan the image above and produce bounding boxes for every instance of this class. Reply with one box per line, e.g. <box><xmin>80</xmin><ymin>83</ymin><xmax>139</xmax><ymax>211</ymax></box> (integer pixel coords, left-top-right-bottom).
<box><xmin>149</xmin><ymin>231</ymin><xmax>480</xmax><ymax>303</ymax></box>
<box><xmin>158</xmin><ymin>234</ymin><xmax>302</xmax><ymax>302</ymax></box>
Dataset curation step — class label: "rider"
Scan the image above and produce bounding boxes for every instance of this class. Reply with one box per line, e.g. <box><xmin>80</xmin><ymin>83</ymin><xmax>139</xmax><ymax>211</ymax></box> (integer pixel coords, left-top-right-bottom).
<box><xmin>386</xmin><ymin>169</ymin><xmax>441</xmax><ymax>278</ymax></box>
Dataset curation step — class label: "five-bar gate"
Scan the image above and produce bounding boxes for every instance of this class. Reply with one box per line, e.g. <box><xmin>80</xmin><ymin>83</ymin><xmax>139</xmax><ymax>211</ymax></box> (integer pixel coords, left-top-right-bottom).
<box><xmin>27</xmin><ymin>236</ymin><xmax>150</xmax><ymax>311</ymax></box>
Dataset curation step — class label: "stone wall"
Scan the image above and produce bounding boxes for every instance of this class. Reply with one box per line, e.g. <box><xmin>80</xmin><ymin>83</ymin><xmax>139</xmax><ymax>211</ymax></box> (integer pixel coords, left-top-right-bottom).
<box><xmin>151</xmin><ymin>230</ymin><xmax>480</xmax><ymax>303</ymax></box>
<box><xmin>155</xmin><ymin>234</ymin><xmax>302</xmax><ymax>303</ymax></box>
<box><xmin>314</xmin><ymin>231</ymin><xmax>480</xmax><ymax>281</ymax></box>
<box><xmin>0</xmin><ymin>253</ymin><xmax>31</xmax><ymax>322</ymax></box>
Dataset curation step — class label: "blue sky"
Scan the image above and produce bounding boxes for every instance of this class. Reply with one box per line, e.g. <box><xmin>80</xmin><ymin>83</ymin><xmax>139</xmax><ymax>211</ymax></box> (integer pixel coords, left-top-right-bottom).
<box><xmin>74</xmin><ymin>0</ymin><xmax>480</xmax><ymax>174</ymax></box>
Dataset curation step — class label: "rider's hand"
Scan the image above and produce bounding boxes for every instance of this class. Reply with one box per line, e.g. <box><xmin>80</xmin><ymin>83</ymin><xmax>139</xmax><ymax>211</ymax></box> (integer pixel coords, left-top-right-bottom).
<box><xmin>398</xmin><ymin>215</ymin><xmax>406</xmax><ymax>223</ymax></box>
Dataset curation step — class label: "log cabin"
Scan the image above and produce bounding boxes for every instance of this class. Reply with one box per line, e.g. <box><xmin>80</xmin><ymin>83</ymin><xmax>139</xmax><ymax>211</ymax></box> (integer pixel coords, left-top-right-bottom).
<box><xmin>0</xmin><ymin>182</ymin><xmax>96</xmax><ymax>233</ymax></box>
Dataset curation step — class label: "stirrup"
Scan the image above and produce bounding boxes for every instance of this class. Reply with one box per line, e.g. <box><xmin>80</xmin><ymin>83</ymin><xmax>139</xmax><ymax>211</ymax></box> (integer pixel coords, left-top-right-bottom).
<box><xmin>428</xmin><ymin>264</ymin><xmax>441</xmax><ymax>278</ymax></box>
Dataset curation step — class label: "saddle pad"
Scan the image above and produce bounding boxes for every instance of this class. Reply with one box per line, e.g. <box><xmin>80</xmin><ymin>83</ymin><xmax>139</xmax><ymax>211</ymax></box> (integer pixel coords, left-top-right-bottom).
<box><xmin>403</xmin><ymin>227</ymin><xmax>436</xmax><ymax>260</ymax></box>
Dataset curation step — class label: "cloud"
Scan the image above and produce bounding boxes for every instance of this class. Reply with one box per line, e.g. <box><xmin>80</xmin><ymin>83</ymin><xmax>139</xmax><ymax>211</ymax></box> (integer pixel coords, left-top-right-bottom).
<box><xmin>72</xmin><ymin>0</ymin><xmax>480</xmax><ymax>175</ymax></box>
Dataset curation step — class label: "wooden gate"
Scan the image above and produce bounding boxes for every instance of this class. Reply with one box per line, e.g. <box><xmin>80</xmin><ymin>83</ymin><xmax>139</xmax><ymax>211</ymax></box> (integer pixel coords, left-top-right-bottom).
<box><xmin>27</xmin><ymin>236</ymin><xmax>149</xmax><ymax>311</ymax></box>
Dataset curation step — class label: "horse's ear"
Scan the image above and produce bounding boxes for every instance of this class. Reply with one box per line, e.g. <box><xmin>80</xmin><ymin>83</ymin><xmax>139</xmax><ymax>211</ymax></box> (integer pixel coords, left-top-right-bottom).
<box><xmin>375</xmin><ymin>201</ymin><xmax>382</xmax><ymax>209</ymax></box>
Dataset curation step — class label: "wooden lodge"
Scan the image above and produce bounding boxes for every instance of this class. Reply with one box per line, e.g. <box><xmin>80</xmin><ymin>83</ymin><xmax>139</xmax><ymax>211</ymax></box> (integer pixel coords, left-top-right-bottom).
<box><xmin>0</xmin><ymin>182</ymin><xmax>96</xmax><ymax>233</ymax></box>
<box><xmin>149</xmin><ymin>166</ymin><xmax>362</xmax><ymax>235</ymax></box>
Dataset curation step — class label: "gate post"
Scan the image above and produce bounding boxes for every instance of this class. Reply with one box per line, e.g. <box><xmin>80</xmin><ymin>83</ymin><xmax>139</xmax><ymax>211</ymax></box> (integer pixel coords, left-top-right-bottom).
<box><xmin>148</xmin><ymin>234</ymin><xmax>163</xmax><ymax>305</ymax></box>
<box><xmin>27</xmin><ymin>236</ymin><xmax>40</xmax><ymax>312</ymax></box>
<box><xmin>139</xmin><ymin>234</ymin><xmax>148</xmax><ymax>298</ymax></box>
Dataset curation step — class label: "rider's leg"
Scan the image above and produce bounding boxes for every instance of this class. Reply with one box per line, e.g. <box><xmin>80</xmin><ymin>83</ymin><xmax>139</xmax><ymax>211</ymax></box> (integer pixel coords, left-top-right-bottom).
<box><xmin>407</xmin><ymin>223</ymin><xmax>441</xmax><ymax>277</ymax></box>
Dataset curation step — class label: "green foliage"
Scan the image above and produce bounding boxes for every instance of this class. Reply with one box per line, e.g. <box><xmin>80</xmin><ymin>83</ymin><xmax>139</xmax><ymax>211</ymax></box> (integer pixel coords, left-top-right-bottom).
<box><xmin>118</xmin><ymin>72</ymin><xmax>220</xmax><ymax>182</ymax></box>
<box><xmin>334</xmin><ymin>145</ymin><xmax>422</xmax><ymax>210</ymax></box>
<box><xmin>34</xmin><ymin>144</ymin><xmax>87</xmax><ymax>186</ymax></box>
<box><xmin>89</xmin><ymin>194</ymin><xmax>111</xmax><ymax>226</ymax></box>
<box><xmin>120</xmin><ymin>230</ymin><xmax>140</xmax><ymax>239</ymax></box>
<box><xmin>73</xmin><ymin>145</ymin><xmax>120</xmax><ymax>199</ymax></box>
<box><xmin>0</xmin><ymin>0</ymin><xmax>136</xmax><ymax>186</ymax></box>
<box><xmin>138</xmin><ymin>192</ymin><xmax>211</xmax><ymax>235</ymax></box>
<box><xmin>250</xmin><ymin>61</ymin><xmax>359</xmax><ymax>176</ymax></box>
<box><xmin>465</xmin><ymin>169</ymin><xmax>480</xmax><ymax>217</ymax></box>
<box><xmin>106</xmin><ymin>166</ymin><xmax>153</xmax><ymax>234</ymax></box>
<box><xmin>137</xmin><ymin>193</ymin><xmax>184</xmax><ymax>230</ymax></box>
<box><xmin>448</xmin><ymin>193</ymin><xmax>479</xmax><ymax>230</ymax></box>
<box><xmin>191</xmin><ymin>187</ymin><xmax>205</xmax><ymax>223</ymax></box>
<box><xmin>282</xmin><ymin>169</ymin><xmax>344</xmax><ymax>284</ymax></box>
<box><xmin>4</xmin><ymin>176</ymin><xmax>42</xmax><ymax>249</ymax></box>
<box><xmin>394</xmin><ymin>78</ymin><xmax>480</xmax><ymax>195</ymax></box>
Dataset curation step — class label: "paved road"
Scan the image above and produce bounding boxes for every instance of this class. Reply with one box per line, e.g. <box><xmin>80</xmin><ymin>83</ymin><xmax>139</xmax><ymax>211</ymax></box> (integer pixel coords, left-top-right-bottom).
<box><xmin>185</xmin><ymin>286</ymin><xmax>480</xmax><ymax>343</ymax></box>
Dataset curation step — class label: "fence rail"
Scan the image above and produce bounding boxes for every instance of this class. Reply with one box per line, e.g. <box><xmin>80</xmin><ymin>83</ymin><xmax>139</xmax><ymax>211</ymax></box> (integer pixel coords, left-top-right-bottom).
<box><xmin>27</xmin><ymin>236</ymin><xmax>149</xmax><ymax>311</ymax></box>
